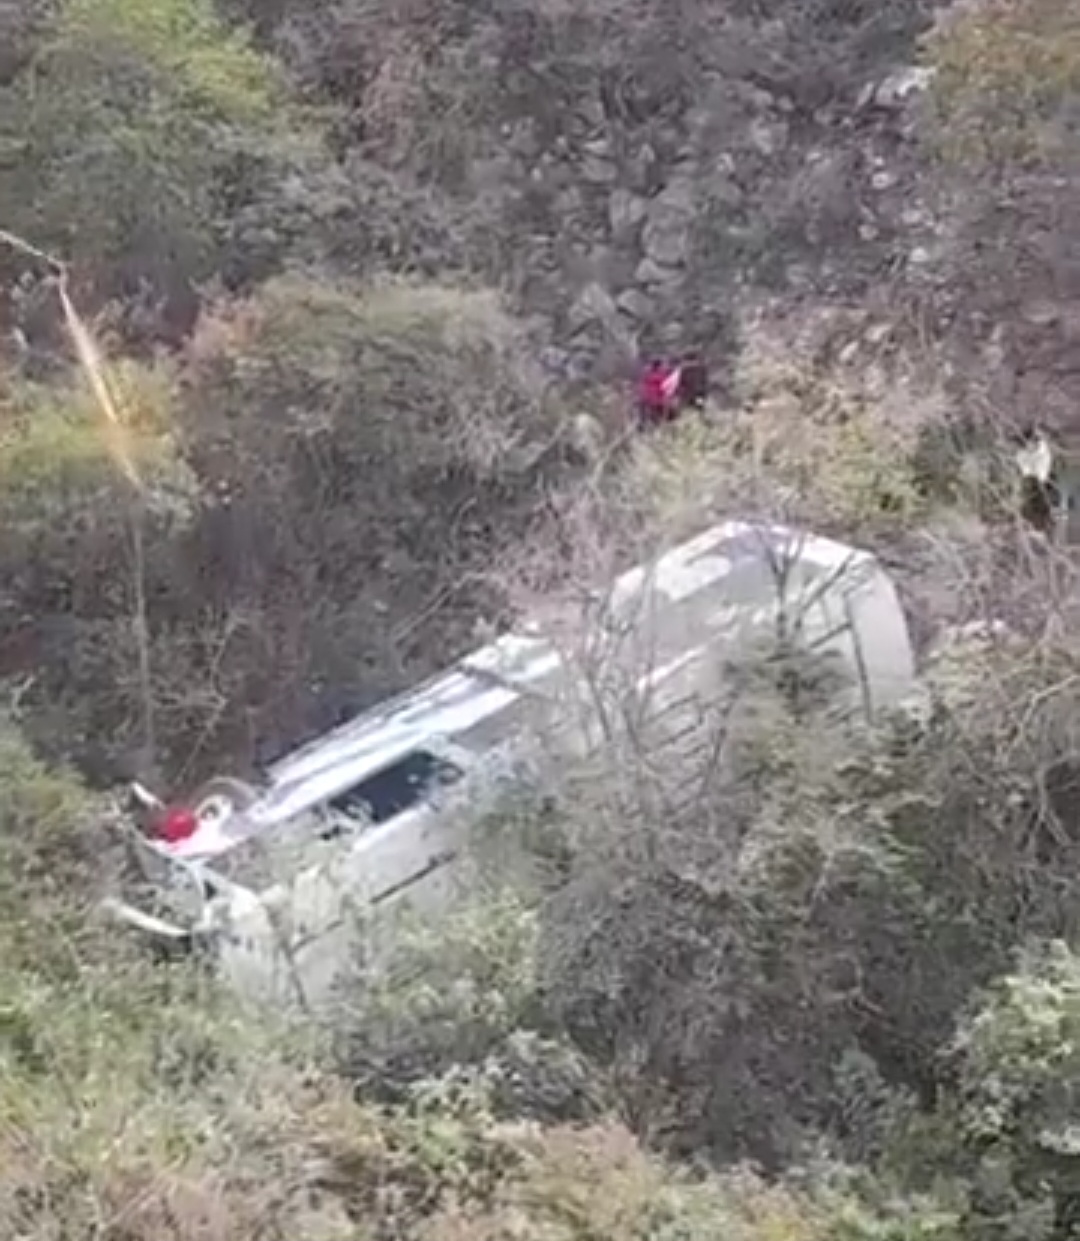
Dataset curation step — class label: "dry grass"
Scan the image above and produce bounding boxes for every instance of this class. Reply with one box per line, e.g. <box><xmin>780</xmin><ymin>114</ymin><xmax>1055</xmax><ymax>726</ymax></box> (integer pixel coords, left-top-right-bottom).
<box><xmin>928</xmin><ymin>0</ymin><xmax>1080</xmax><ymax>165</ymax></box>
<box><xmin>415</xmin><ymin>1120</ymin><xmax>896</xmax><ymax>1241</ymax></box>
<box><xmin>609</xmin><ymin>312</ymin><xmax>950</xmax><ymax>548</ymax></box>
<box><xmin>0</xmin><ymin>942</ymin><xmax>364</xmax><ymax>1240</ymax></box>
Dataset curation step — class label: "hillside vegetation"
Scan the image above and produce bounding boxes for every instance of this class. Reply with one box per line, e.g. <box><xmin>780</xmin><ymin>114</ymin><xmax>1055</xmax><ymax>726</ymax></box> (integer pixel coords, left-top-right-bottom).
<box><xmin>5</xmin><ymin>0</ymin><xmax>1080</xmax><ymax>1237</ymax></box>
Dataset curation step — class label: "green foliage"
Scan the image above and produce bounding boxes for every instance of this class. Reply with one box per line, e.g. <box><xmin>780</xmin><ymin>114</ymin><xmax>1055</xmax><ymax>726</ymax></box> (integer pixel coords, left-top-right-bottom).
<box><xmin>396</xmin><ymin>1120</ymin><xmax>959</xmax><ymax>1241</ymax></box>
<box><xmin>0</xmin><ymin>722</ymin><xmax>364</xmax><ymax>1241</ymax></box>
<box><xmin>624</xmin><ymin>332</ymin><xmax>942</xmax><ymax>541</ymax></box>
<box><xmin>736</xmin><ymin>342</ymin><xmax>934</xmax><ymax>530</ymax></box>
<box><xmin>3</xmin><ymin>0</ymin><xmax>1080</xmax><ymax>1234</ymax></box>
<box><xmin>0</xmin><ymin>718</ymin><xmax>952</xmax><ymax>1241</ymax></box>
<box><xmin>337</xmin><ymin>888</ymin><xmax>548</xmax><ymax>1095</ymax></box>
<box><xmin>538</xmin><ymin>630</ymin><xmax>1080</xmax><ymax>1168</ymax></box>
<box><xmin>185</xmin><ymin>276</ymin><xmax>548</xmax><ymax>475</ymax></box>
<box><xmin>943</xmin><ymin>941</ymin><xmax>1080</xmax><ymax>1240</ymax></box>
<box><xmin>0</xmin><ymin>357</ymin><xmax>201</xmax><ymax>777</ymax></box>
<box><xmin>0</xmin><ymin>272</ymin><xmax>561</xmax><ymax>782</ymax></box>
<box><xmin>0</xmin><ymin>0</ymin><xmax>281</xmax><ymax>294</ymax></box>
<box><xmin>0</xmin><ymin>716</ymin><xmax>90</xmax><ymax>918</ymax></box>
<box><xmin>0</xmin><ymin>360</ymin><xmax>189</xmax><ymax>518</ymax></box>
<box><xmin>55</xmin><ymin>0</ymin><xmax>275</xmax><ymax>120</ymax></box>
<box><xmin>0</xmin><ymin>945</ymin><xmax>365</xmax><ymax>1239</ymax></box>
<box><xmin>927</xmin><ymin>0</ymin><xmax>1080</xmax><ymax>166</ymax></box>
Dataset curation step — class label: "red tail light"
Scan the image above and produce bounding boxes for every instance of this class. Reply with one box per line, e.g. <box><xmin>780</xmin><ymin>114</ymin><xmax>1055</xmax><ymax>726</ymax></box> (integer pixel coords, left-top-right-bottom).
<box><xmin>157</xmin><ymin>807</ymin><xmax>198</xmax><ymax>845</ymax></box>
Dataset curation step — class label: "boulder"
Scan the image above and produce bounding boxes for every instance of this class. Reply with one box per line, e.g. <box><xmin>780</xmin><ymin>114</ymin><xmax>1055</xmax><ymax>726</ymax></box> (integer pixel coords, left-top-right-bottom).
<box><xmin>608</xmin><ymin>188</ymin><xmax>648</xmax><ymax>238</ymax></box>
<box><xmin>641</xmin><ymin>177</ymin><xmax>696</xmax><ymax>266</ymax></box>
<box><xmin>576</xmin><ymin>94</ymin><xmax>607</xmax><ymax>130</ymax></box>
<box><xmin>703</xmin><ymin>169</ymin><xmax>744</xmax><ymax>209</ymax></box>
<box><xmin>564</xmin><ymin>244</ymin><xmax>625</xmax><ymax>290</ymax></box>
<box><xmin>583</xmin><ymin>152</ymin><xmax>618</xmax><ymax>184</ymax></box>
<box><xmin>747</xmin><ymin>117</ymin><xmax>788</xmax><ymax>157</ymax></box>
<box><xmin>569</xmin><ymin>413</ymin><xmax>605</xmax><ymax>462</ymax></box>
<box><xmin>567</xmin><ymin>281</ymin><xmax>619</xmax><ymax>332</ymax></box>
<box><xmin>860</xmin><ymin>66</ymin><xmax>935</xmax><ymax>112</ymax></box>
<box><xmin>625</xmin><ymin>141</ymin><xmax>660</xmax><ymax>192</ymax></box>
<box><xmin>582</xmin><ymin>135</ymin><xmax>614</xmax><ymax>157</ymax></box>
<box><xmin>616</xmin><ymin>288</ymin><xmax>654</xmax><ymax>321</ymax></box>
<box><xmin>635</xmin><ymin>255</ymin><xmax>683</xmax><ymax>288</ymax></box>
<box><xmin>654</xmin><ymin>175</ymin><xmax>696</xmax><ymax>215</ymax></box>
<box><xmin>642</xmin><ymin>218</ymin><xmax>690</xmax><ymax>266</ymax></box>
<box><xmin>505</xmin><ymin>120</ymin><xmax>542</xmax><ymax>160</ymax></box>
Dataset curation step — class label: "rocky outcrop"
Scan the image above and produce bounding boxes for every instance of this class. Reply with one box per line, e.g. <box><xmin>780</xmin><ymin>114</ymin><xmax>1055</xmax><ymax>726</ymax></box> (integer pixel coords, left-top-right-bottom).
<box><xmin>465</xmin><ymin>50</ymin><xmax>940</xmax><ymax>379</ymax></box>
<box><xmin>277</xmin><ymin>0</ymin><xmax>939</xmax><ymax>377</ymax></box>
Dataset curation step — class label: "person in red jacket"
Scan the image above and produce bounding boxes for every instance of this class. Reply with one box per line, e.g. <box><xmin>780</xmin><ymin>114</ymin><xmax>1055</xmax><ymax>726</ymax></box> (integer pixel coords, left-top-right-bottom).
<box><xmin>636</xmin><ymin>358</ymin><xmax>682</xmax><ymax>428</ymax></box>
<box><xmin>156</xmin><ymin>805</ymin><xmax>199</xmax><ymax>846</ymax></box>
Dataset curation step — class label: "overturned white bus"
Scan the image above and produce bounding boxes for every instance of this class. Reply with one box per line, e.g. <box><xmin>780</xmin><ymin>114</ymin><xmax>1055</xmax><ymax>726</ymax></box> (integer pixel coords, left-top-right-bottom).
<box><xmin>104</xmin><ymin>521</ymin><xmax>915</xmax><ymax>1008</ymax></box>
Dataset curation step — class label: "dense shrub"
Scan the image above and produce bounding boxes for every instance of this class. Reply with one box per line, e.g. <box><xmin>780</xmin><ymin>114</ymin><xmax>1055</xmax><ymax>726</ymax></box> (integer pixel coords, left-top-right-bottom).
<box><xmin>0</xmin><ymin>0</ymin><xmax>284</xmax><ymax>332</ymax></box>
<box><xmin>4</xmin><ymin>0</ymin><xmax>1080</xmax><ymax>1237</ymax></box>
<box><xmin>528</xmin><ymin>628</ymin><xmax>1080</xmax><ymax>1167</ymax></box>
<box><xmin>1</xmin><ymin>275</ymin><xmax>570</xmax><ymax>782</ymax></box>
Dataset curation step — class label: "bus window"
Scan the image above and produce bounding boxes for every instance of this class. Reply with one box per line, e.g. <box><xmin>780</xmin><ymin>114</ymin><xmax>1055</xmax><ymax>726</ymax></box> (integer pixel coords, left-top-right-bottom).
<box><xmin>330</xmin><ymin>750</ymin><xmax>464</xmax><ymax>826</ymax></box>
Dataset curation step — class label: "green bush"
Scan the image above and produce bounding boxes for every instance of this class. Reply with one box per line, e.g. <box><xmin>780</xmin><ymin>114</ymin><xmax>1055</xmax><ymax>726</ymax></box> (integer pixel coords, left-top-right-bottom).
<box><xmin>533</xmin><ymin>627</ymin><xmax>1080</xmax><ymax>1166</ymax></box>
<box><xmin>0</xmin><ymin>0</ymin><xmax>281</xmax><ymax>302</ymax></box>
<box><xmin>944</xmin><ymin>941</ymin><xmax>1080</xmax><ymax>1240</ymax></box>
<box><xmin>335</xmin><ymin>887</ymin><xmax>549</xmax><ymax>1096</ymax></box>
<box><xmin>0</xmin><ymin>723</ymin><xmax>950</xmax><ymax>1241</ymax></box>
<box><xmin>0</xmin><ymin>716</ymin><xmax>93</xmax><ymax>936</ymax></box>
<box><xmin>927</xmin><ymin>0</ymin><xmax>1080</xmax><ymax>166</ymax></box>
<box><xmin>183</xmin><ymin>276</ymin><xmax>551</xmax><ymax>476</ymax></box>
<box><xmin>0</xmin><ymin>719</ymin><xmax>364</xmax><ymax>1240</ymax></box>
<box><xmin>0</xmin><ymin>361</ymin><xmax>191</xmax><ymax>518</ymax></box>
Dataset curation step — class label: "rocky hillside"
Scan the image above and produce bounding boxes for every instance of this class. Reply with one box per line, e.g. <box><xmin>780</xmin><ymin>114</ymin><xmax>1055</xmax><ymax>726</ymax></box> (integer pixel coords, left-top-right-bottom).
<box><xmin>11</xmin><ymin>7</ymin><xmax>1080</xmax><ymax>1241</ymax></box>
<box><xmin>1</xmin><ymin>0</ymin><xmax>1077</xmax><ymax>786</ymax></box>
<box><xmin>243</xmin><ymin>0</ymin><xmax>939</xmax><ymax>380</ymax></box>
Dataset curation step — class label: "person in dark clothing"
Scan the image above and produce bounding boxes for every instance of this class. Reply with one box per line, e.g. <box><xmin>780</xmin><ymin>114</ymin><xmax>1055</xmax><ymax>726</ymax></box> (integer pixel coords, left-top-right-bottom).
<box><xmin>678</xmin><ymin>353</ymin><xmax>708</xmax><ymax>410</ymax></box>
<box><xmin>1014</xmin><ymin>425</ymin><xmax>1061</xmax><ymax>534</ymax></box>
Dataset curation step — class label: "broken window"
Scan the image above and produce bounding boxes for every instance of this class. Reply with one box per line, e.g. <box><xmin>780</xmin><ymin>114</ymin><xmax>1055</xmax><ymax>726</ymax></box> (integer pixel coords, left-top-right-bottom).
<box><xmin>330</xmin><ymin>749</ymin><xmax>464</xmax><ymax>826</ymax></box>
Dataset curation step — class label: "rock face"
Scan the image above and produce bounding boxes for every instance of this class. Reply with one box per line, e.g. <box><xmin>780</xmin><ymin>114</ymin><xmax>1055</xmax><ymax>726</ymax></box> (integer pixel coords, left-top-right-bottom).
<box><xmin>245</xmin><ymin>0</ymin><xmax>940</xmax><ymax>379</ymax></box>
<box><xmin>486</xmin><ymin>54</ymin><xmax>935</xmax><ymax>373</ymax></box>
<box><xmin>641</xmin><ymin>177</ymin><xmax>696</xmax><ymax>267</ymax></box>
<box><xmin>358</xmin><ymin>0</ymin><xmax>937</xmax><ymax>376</ymax></box>
<box><xmin>567</xmin><ymin>281</ymin><xmax>619</xmax><ymax>332</ymax></box>
<box><xmin>616</xmin><ymin>287</ymin><xmax>653</xmax><ymax>322</ymax></box>
<box><xmin>633</xmin><ymin>254</ymin><xmax>680</xmax><ymax>287</ymax></box>
<box><xmin>865</xmin><ymin>65</ymin><xmax>935</xmax><ymax>111</ymax></box>
<box><xmin>608</xmin><ymin>188</ymin><xmax>647</xmax><ymax>240</ymax></box>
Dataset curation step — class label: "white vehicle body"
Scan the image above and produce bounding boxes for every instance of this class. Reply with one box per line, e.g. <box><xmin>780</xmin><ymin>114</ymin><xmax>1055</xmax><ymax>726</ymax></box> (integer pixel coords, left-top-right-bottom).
<box><xmin>106</xmin><ymin>521</ymin><xmax>915</xmax><ymax>1008</ymax></box>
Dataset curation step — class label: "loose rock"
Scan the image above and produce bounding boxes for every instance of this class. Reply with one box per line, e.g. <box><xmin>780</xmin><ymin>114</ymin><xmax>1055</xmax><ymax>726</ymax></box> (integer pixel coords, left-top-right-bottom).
<box><xmin>635</xmin><ymin>255</ymin><xmax>683</xmax><ymax>288</ymax></box>
<box><xmin>641</xmin><ymin>177</ymin><xmax>696</xmax><ymax>266</ymax></box>
<box><xmin>608</xmin><ymin>188</ymin><xmax>648</xmax><ymax>238</ymax></box>
<box><xmin>616</xmin><ymin>288</ymin><xmax>654</xmax><ymax>321</ymax></box>
<box><xmin>567</xmin><ymin>281</ymin><xmax>619</xmax><ymax>331</ymax></box>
